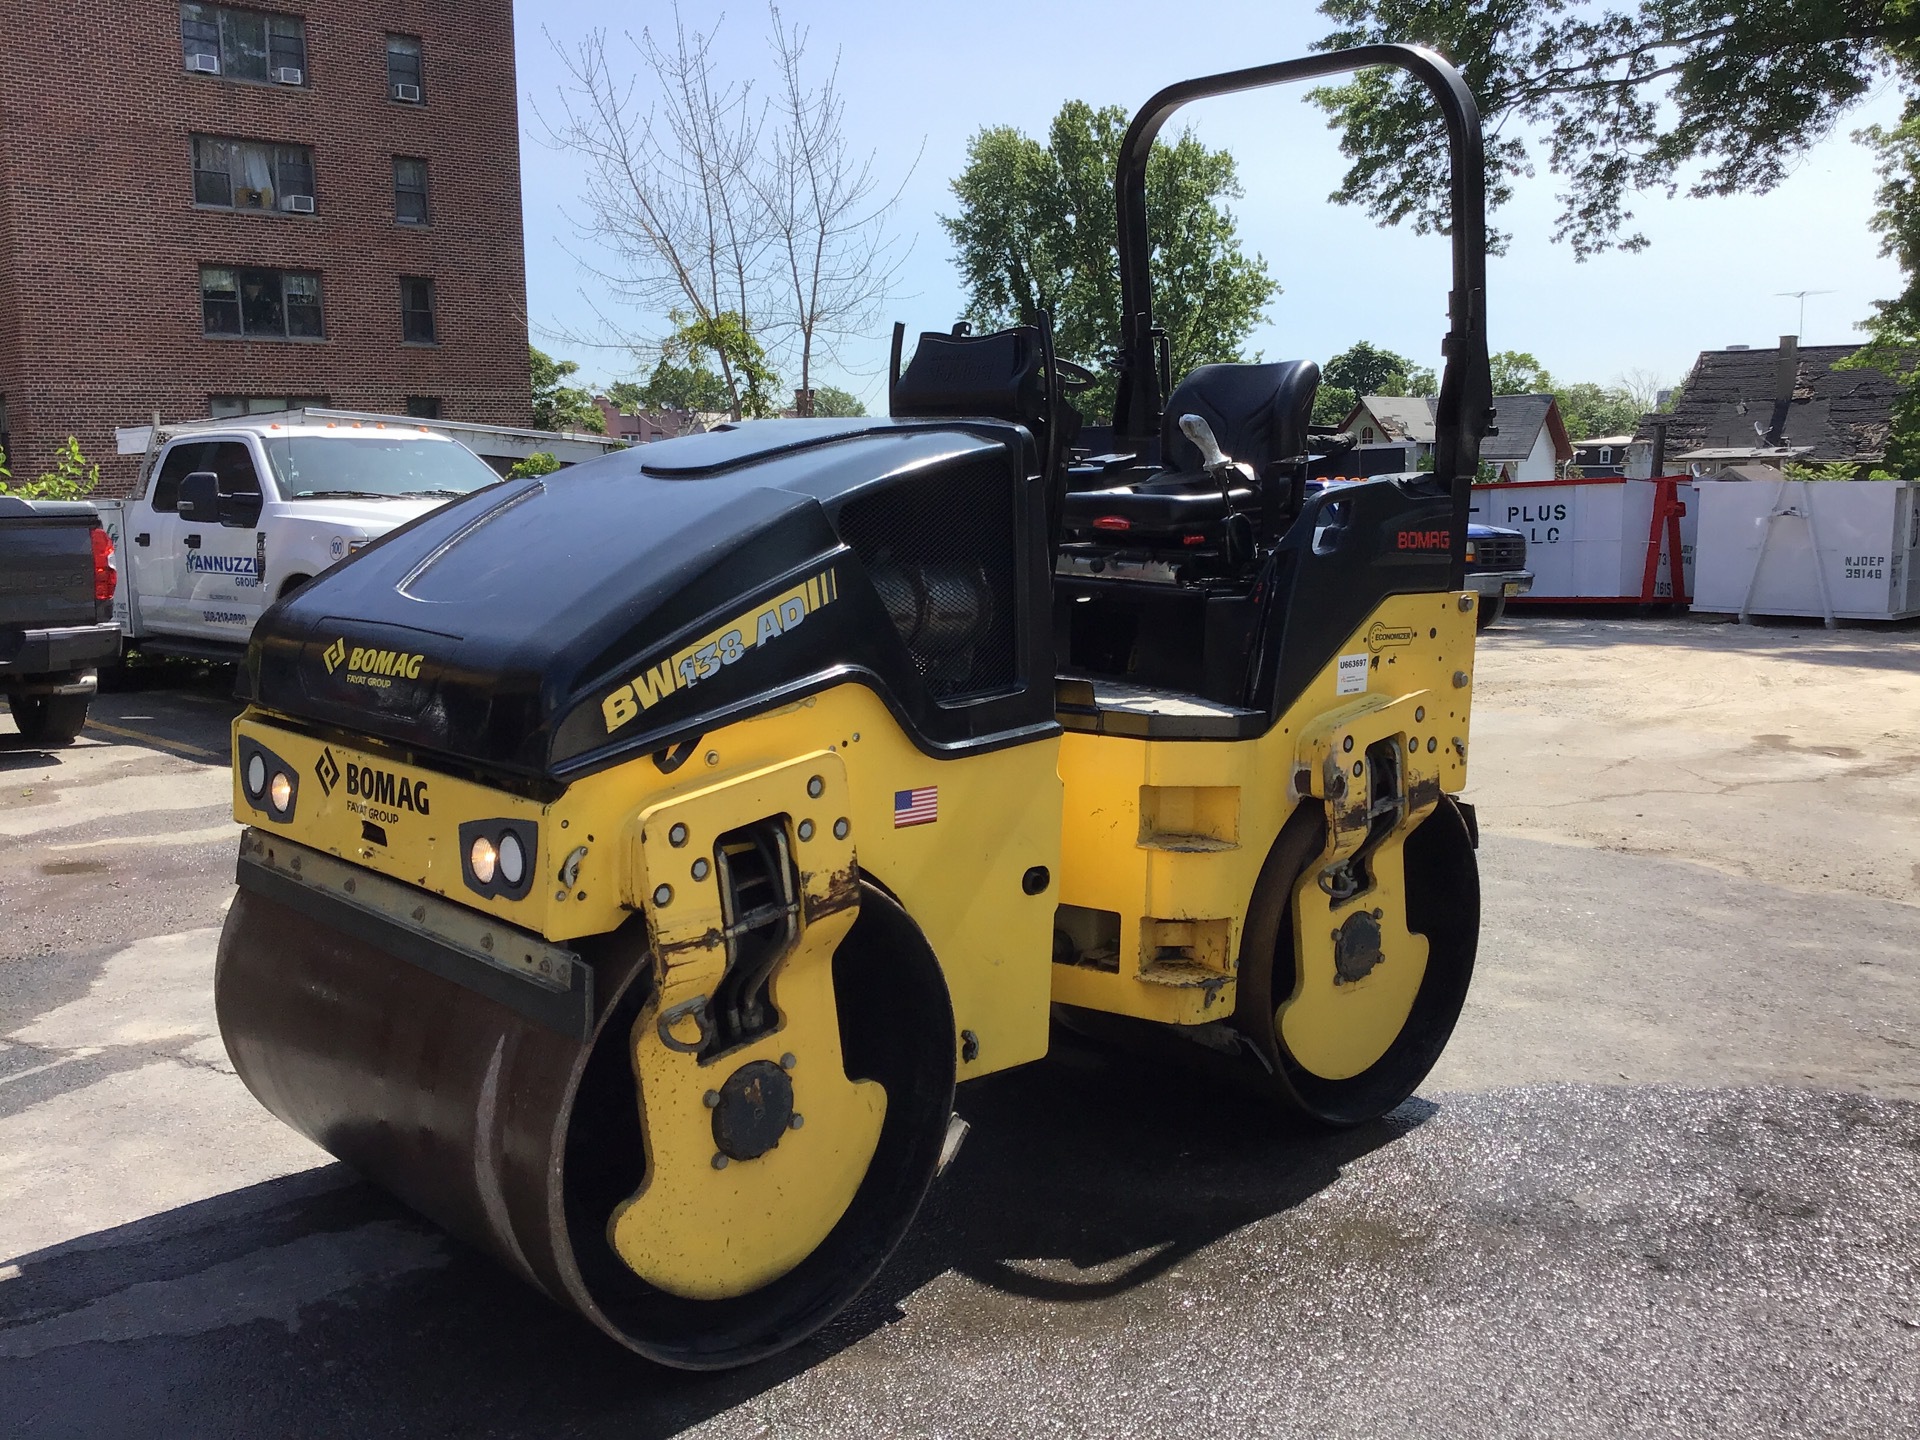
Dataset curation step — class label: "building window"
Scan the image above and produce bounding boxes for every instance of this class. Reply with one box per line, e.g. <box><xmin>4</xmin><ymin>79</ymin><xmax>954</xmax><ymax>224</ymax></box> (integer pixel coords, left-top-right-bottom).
<box><xmin>209</xmin><ymin>395</ymin><xmax>326</xmax><ymax>417</ymax></box>
<box><xmin>192</xmin><ymin>136</ymin><xmax>315</xmax><ymax>212</ymax></box>
<box><xmin>405</xmin><ymin>396</ymin><xmax>442</xmax><ymax>419</ymax></box>
<box><xmin>201</xmin><ymin>266</ymin><xmax>324</xmax><ymax>339</ymax></box>
<box><xmin>400</xmin><ymin>277</ymin><xmax>436</xmax><ymax>343</ymax></box>
<box><xmin>180</xmin><ymin>5</ymin><xmax>307</xmax><ymax>85</ymax></box>
<box><xmin>393</xmin><ymin>157</ymin><xmax>429</xmax><ymax>224</ymax></box>
<box><xmin>386</xmin><ymin>35</ymin><xmax>424</xmax><ymax>102</ymax></box>
<box><xmin>1598</xmin><ymin>446</ymin><xmax>1615</xmax><ymax>465</ymax></box>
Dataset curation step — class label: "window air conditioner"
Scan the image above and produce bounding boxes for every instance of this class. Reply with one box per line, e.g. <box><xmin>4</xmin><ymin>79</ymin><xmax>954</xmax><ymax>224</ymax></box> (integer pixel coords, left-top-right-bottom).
<box><xmin>281</xmin><ymin>194</ymin><xmax>315</xmax><ymax>213</ymax></box>
<box><xmin>187</xmin><ymin>53</ymin><xmax>221</xmax><ymax>73</ymax></box>
<box><xmin>273</xmin><ymin>67</ymin><xmax>304</xmax><ymax>85</ymax></box>
<box><xmin>392</xmin><ymin>83</ymin><xmax>421</xmax><ymax>102</ymax></box>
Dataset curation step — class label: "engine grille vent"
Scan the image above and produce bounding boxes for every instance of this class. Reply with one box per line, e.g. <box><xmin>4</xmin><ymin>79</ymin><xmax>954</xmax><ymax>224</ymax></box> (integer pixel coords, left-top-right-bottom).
<box><xmin>835</xmin><ymin>459</ymin><xmax>1019</xmax><ymax>700</ymax></box>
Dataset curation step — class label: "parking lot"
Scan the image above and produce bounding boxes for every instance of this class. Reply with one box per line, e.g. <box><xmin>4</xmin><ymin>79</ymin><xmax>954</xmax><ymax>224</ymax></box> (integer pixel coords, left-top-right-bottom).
<box><xmin>2</xmin><ymin>615</ymin><xmax>1917</xmax><ymax>1438</ymax></box>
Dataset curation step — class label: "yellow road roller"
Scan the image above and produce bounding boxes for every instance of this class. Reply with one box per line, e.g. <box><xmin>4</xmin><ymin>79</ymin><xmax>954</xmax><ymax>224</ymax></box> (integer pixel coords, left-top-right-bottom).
<box><xmin>216</xmin><ymin>45</ymin><xmax>1495</xmax><ymax>1368</ymax></box>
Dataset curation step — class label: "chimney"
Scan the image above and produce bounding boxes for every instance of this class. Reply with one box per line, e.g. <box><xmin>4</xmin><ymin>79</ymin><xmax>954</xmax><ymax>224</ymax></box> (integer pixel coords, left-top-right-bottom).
<box><xmin>1765</xmin><ymin>335</ymin><xmax>1798</xmax><ymax>446</ymax></box>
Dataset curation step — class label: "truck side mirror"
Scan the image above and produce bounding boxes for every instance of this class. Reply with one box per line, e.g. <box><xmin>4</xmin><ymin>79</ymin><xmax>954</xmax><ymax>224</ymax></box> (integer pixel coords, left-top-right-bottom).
<box><xmin>177</xmin><ymin>471</ymin><xmax>220</xmax><ymax>523</ymax></box>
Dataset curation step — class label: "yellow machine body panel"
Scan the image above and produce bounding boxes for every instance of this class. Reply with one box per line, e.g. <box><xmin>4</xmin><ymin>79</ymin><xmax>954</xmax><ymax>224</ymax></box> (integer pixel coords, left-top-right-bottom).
<box><xmin>1052</xmin><ymin>590</ymin><xmax>1475</xmax><ymax>1060</ymax></box>
<box><xmin>232</xmin><ymin>681</ymin><xmax>1063</xmax><ymax>1079</ymax></box>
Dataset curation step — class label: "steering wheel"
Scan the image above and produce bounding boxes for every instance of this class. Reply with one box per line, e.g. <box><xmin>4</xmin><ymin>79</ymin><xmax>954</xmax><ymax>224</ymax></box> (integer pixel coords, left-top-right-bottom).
<box><xmin>1052</xmin><ymin>357</ymin><xmax>1096</xmax><ymax>393</ymax></box>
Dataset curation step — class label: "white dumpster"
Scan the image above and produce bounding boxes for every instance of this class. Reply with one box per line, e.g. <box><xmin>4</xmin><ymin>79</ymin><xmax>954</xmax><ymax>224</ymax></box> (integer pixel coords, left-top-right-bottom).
<box><xmin>1470</xmin><ymin>477</ymin><xmax>1698</xmax><ymax>601</ymax></box>
<box><xmin>1692</xmin><ymin>478</ymin><xmax>1920</xmax><ymax>621</ymax></box>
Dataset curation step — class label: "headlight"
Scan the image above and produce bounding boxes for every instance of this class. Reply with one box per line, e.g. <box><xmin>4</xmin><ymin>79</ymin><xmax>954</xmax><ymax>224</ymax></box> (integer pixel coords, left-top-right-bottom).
<box><xmin>237</xmin><ymin>736</ymin><xmax>298</xmax><ymax>822</ymax></box>
<box><xmin>459</xmin><ymin>820</ymin><xmax>537</xmax><ymax>900</ymax></box>
<box><xmin>470</xmin><ymin>835</ymin><xmax>498</xmax><ymax>885</ymax></box>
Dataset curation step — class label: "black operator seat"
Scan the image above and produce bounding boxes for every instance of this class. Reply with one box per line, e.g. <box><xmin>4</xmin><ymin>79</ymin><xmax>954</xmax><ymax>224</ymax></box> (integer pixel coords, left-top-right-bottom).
<box><xmin>1061</xmin><ymin>359</ymin><xmax>1320</xmax><ymax>542</ymax></box>
<box><xmin>890</xmin><ymin>327</ymin><xmax>1073</xmax><ymax>463</ymax></box>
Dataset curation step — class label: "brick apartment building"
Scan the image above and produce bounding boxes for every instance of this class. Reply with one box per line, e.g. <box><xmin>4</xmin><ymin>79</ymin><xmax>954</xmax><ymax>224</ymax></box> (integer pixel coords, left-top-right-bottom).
<box><xmin>0</xmin><ymin>1</ymin><xmax>531</xmax><ymax>494</ymax></box>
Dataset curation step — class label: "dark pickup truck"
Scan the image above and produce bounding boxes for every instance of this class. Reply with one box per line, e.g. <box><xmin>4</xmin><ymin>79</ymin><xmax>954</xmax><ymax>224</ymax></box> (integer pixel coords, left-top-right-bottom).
<box><xmin>0</xmin><ymin>496</ymin><xmax>120</xmax><ymax>745</ymax></box>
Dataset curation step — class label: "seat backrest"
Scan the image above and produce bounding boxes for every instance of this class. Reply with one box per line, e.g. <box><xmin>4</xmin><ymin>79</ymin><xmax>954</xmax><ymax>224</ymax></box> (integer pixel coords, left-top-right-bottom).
<box><xmin>891</xmin><ymin>328</ymin><xmax>1048</xmax><ymax>435</ymax></box>
<box><xmin>1159</xmin><ymin>360</ymin><xmax>1320</xmax><ymax>476</ymax></box>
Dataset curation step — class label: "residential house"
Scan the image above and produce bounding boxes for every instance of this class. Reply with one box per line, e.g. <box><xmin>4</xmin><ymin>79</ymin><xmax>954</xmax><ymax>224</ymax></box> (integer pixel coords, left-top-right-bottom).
<box><xmin>1634</xmin><ymin>336</ymin><xmax>1903</xmax><ymax>477</ymax></box>
<box><xmin>591</xmin><ymin>396</ymin><xmax>711</xmax><ymax>442</ymax></box>
<box><xmin>1339</xmin><ymin>393</ymin><xmax>1572</xmax><ymax>481</ymax></box>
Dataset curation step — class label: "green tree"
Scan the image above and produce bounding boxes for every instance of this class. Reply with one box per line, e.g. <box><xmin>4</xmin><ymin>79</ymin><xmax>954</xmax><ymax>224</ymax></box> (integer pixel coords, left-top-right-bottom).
<box><xmin>1489</xmin><ymin>350</ymin><xmax>1553</xmax><ymax>396</ymax></box>
<box><xmin>1323</xmin><ymin>340</ymin><xmax>1434</xmax><ymax>397</ymax></box>
<box><xmin>0</xmin><ymin>437</ymin><xmax>101</xmax><ymax>500</ymax></box>
<box><xmin>507</xmin><ymin>452</ymin><xmax>563</xmax><ymax>480</ymax></box>
<box><xmin>1312</xmin><ymin>384</ymin><xmax>1360</xmax><ymax>429</ymax></box>
<box><xmin>1309</xmin><ymin>2</ymin><xmax>1920</xmax><ymax>471</ymax></box>
<box><xmin>670</xmin><ymin>311</ymin><xmax>781</xmax><ymax>419</ymax></box>
<box><xmin>811</xmin><ymin>385</ymin><xmax>867</xmax><ymax>417</ymax></box>
<box><xmin>1555</xmin><ymin>381</ymin><xmax>1642</xmax><ymax>441</ymax></box>
<box><xmin>530</xmin><ymin>346</ymin><xmax>606</xmax><ymax>434</ymax></box>
<box><xmin>943</xmin><ymin>100</ymin><xmax>1277</xmax><ymax>420</ymax></box>
<box><xmin>609</xmin><ymin>359</ymin><xmax>732</xmax><ymax>415</ymax></box>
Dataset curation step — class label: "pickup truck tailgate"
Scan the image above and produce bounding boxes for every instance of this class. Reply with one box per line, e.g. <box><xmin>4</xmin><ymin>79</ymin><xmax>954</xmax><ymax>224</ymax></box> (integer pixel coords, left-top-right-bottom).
<box><xmin>0</xmin><ymin>498</ymin><xmax>98</xmax><ymax>629</ymax></box>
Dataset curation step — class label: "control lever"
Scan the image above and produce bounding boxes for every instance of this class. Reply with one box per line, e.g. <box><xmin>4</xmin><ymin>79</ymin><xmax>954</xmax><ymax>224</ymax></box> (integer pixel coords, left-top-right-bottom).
<box><xmin>1180</xmin><ymin>413</ymin><xmax>1253</xmax><ymax>565</ymax></box>
<box><xmin>1179</xmin><ymin>413</ymin><xmax>1232</xmax><ymax>477</ymax></box>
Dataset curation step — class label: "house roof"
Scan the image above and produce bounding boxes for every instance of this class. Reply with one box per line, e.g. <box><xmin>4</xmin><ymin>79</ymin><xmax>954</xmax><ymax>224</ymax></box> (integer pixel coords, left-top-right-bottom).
<box><xmin>1634</xmin><ymin>343</ymin><xmax>1903</xmax><ymax>462</ymax></box>
<box><xmin>1342</xmin><ymin>393</ymin><xmax>1574</xmax><ymax>465</ymax></box>
<box><xmin>1481</xmin><ymin>394</ymin><xmax>1574</xmax><ymax>464</ymax></box>
<box><xmin>1348</xmin><ymin>395</ymin><xmax>1437</xmax><ymax>443</ymax></box>
<box><xmin>1572</xmin><ymin>434</ymin><xmax>1637</xmax><ymax>450</ymax></box>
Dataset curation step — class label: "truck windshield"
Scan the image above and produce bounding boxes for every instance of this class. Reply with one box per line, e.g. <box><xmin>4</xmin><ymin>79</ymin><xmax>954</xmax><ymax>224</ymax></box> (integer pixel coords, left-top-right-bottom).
<box><xmin>261</xmin><ymin>435</ymin><xmax>502</xmax><ymax>499</ymax></box>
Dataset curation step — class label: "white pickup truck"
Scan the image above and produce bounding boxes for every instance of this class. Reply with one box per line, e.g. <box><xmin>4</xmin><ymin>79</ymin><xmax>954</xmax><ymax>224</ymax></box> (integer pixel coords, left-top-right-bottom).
<box><xmin>96</xmin><ymin>410</ymin><xmax>623</xmax><ymax>661</ymax></box>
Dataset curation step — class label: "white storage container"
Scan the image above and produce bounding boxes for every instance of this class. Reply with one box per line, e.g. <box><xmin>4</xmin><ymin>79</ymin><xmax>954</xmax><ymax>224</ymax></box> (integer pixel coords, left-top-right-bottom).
<box><xmin>1469</xmin><ymin>477</ymin><xmax>1697</xmax><ymax>601</ymax></box>
<box><xmin>1692</xmin><ymin>478</ymin><xmax>1920</xmax><ymax>621</ymax></box>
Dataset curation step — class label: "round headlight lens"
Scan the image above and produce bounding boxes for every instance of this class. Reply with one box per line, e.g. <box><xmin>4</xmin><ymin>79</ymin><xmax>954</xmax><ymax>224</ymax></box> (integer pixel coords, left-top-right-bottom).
<box><xmin>246</xmin><ymin>754</ymin><xmax>267</xmax><ymax>797</ymax></box>
<box><xmin>269</xmin><ymin>772</ymin><xmax>292</xmax><ymax>812</ymax></box>
<box><xmin>497</xmin><ymin>831</ymin><xmax>525</xmax><ymax>886</ymax></box>
<box><xmin>470</xmin><ymin>835</ymin><xmax>498</xmax><ymax>885</ymax></box>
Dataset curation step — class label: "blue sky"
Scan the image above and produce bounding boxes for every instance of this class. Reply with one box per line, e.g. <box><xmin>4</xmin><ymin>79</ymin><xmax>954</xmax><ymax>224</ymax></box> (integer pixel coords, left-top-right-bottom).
<box><xmin>512</xmin><ymin>1</ymin><xmax>1904</xmax><ymax>409</ymax></box>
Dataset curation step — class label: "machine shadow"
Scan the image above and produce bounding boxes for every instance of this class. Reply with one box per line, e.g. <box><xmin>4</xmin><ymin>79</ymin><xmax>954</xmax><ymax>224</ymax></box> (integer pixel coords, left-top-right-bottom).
<box><xmin>0</xmin><ymin>1028</ymin><xmax>1429</xmax><ymax>1438</ymax></box>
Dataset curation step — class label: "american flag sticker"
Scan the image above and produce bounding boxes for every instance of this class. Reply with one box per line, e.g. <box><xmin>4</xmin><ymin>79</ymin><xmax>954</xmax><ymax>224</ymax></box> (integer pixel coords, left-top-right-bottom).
<box><xmin>893</xmin><ymin>786</ymin><xmax>939</xmax><ymax>828</ymax></box>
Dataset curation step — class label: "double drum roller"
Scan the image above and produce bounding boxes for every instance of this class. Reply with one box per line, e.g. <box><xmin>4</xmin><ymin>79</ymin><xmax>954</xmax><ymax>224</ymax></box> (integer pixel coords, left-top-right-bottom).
<box><xmin>216</xmin><ymin>43</ymin><xmax>1494</xmax><ymax>1367</ymax></box>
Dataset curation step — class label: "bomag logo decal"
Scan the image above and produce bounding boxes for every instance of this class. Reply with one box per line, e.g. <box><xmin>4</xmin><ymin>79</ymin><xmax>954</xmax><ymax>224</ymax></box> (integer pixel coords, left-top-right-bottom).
<box><xmin>321</xmin><ymin>639</ymin><xmax>426</xmax><ymax>689</ymax></box>
<box><xmin>315</xmin><ymin>747</ymin><xmax>341</xmax><ymax>795</ymax></box>
<box><xmin>1366</xmin><ymin>622</ymin><xmax>1416</xmax><ymax>652</ymax></box>
<box><xmin>343</xmin><ymin>761</ymin><xmax>430</xmax><ymax>821</ymax></box>
<box><xmin>1396</xmin><ymin>528</ymin><xmax>1451</xmax><ymax>551</ymax></box>
<box><xmin>602</xmin><ymin>569</ymin><xmax>838</xmax><ymax>733</ymax></box>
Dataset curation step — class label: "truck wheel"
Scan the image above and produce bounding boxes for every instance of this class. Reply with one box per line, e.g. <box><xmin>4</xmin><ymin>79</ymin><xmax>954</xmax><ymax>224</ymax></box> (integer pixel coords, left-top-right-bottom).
<box><xmin>1475</xmin><ymin>595</ymin><xmax>1506</xmax><ymax>631</ymax></box>
<box><xmin>8</xmin><ymin>693</ymin><xmax>90</xmax><ymax>746</ymax></box>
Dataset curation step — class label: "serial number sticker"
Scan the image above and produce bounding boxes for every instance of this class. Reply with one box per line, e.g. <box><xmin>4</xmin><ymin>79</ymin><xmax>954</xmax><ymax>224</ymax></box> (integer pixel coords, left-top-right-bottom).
<box><xmin>1336</xmin><ymin>653</ymin><xmax>1370</xmax><ymax>696</ymax></box>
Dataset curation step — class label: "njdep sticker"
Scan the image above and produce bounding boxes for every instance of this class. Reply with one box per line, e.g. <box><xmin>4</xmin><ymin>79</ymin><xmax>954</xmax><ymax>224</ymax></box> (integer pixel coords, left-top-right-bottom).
<box><xmin>1336</xmin><ymin>653</ymin><xmax>1369</xmax><ymax>696</ymax></box>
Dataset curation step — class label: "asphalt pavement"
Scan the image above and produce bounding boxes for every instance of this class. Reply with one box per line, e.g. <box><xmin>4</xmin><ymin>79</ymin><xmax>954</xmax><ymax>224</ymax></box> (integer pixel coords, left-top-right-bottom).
<box><xmin>1</xmin><ymin>621</ymin><xmax>1916</xmax><ymax>1438</ymax></box>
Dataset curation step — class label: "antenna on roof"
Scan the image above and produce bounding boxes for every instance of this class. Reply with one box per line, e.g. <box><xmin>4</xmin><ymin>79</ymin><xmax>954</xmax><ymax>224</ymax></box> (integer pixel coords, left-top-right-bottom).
<box><xmin>1774</xmin><ymin>289</ymin><xmax>1835</xmax><ymax>335</ymax></box>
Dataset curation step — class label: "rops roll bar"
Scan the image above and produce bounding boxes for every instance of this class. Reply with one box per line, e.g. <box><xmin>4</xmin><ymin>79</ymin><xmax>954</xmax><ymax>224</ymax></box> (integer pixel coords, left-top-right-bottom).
<box><xmin>1111</xmin><ymin>45</ymin><xmax>1493</xmax><ymax>498</ymax></box>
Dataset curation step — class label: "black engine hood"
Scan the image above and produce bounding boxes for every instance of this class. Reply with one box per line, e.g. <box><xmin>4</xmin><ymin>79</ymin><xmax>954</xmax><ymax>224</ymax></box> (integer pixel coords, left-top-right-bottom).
<box><xmin>244</xmin><ymin>418</ymin><xmax>1054</xmax><ymax>784</ymax></box>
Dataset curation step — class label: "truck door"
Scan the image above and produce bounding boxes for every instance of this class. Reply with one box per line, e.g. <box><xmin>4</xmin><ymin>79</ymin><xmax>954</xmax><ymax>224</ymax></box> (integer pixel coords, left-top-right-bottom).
<box><xmin>176</xmin><ymin>440</ymin><xmax>268</xmax><ymax>641</ymax></box>
<box><xmin>126</xmin><ymin>441</ymin><xmax>211</xmax><ymax>636</ymax></box>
